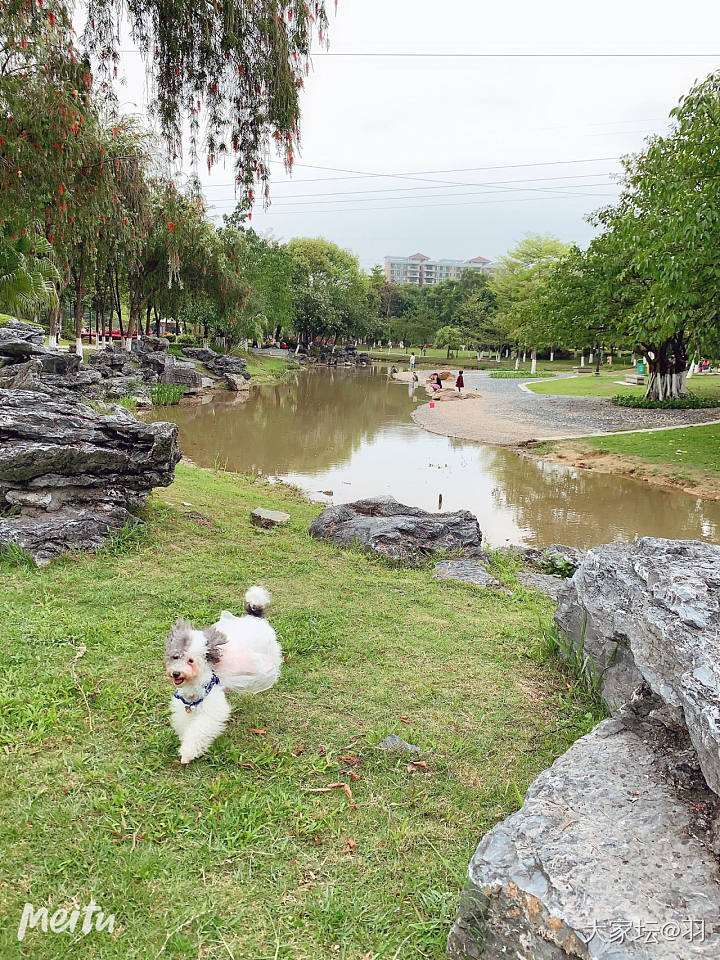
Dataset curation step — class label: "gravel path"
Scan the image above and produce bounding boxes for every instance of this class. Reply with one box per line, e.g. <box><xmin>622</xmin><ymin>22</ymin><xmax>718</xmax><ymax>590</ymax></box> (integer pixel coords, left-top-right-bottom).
<box><xmin>411</xmin><ymin>373</ymin><xmax>720</xmax><ymax>445</ymax></box>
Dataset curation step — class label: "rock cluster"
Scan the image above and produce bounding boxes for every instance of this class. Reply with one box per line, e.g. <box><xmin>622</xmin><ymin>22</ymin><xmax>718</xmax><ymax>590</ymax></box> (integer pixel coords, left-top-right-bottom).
<box><xmin>450</xmin><ymin>537</ymin><xmax>720</xmax><ymax>959</ymax></box>
<box><xmin>309</xmin><ymin>496</ymin><xmax>483</xmax><ymax>563</ymax></box>
<box><xmin>0</xmin><ymin>388</ymin><xmax>181</xmax><ymax>564</ymax></box>
<box><xmin>0</xmin><ymin>321</ymin><xmax>255</xmax><ymax>404</ymax></box>
<box><xmin>298</xmin><ymin>343</ymin><xmax>371</xmax><ymax>366</ymax></box>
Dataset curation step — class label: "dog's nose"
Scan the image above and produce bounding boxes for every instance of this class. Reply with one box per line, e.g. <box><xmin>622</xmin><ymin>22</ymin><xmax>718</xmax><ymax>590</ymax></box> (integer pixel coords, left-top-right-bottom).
<box><xmin>172</xmin><ymin>671</ymin><xmax>181</xmax><ymax>679</ymax></box>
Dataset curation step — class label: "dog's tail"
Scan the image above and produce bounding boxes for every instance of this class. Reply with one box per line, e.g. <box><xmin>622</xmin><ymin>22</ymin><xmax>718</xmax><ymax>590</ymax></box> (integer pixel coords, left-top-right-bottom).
<box><xmin>244</xmin><ymin>585</ymin><xmax>271</xmax><ymax>618</ymax></box>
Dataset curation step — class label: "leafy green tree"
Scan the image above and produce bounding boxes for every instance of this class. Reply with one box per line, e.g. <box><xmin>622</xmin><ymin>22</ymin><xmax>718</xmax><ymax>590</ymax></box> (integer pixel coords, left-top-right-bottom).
<box><xmin>287</xmin><ymin>237</ymin><xmax>368</xmax><ymax>344</ymax></box>
<box><xmin>434</xmin><ymin>324</ymin><xmax>464</xmax><ymax>358</ymax></box>
<box><xmin>490</xmin><ymin>234</ymin><xmax>570</xmax><ymax>371</ymax></box>
<box><xmin>0</xmin><ymin>221</ymin><xmax>58</xmax><ymax>315</ymax></box>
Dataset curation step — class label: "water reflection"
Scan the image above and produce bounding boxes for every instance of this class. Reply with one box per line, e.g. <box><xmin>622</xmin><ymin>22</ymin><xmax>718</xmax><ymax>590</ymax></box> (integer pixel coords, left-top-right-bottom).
<box><xmin>146</xmin><ymin>366</ymin><xmax>720</xmax><ymax>548</ymax></box>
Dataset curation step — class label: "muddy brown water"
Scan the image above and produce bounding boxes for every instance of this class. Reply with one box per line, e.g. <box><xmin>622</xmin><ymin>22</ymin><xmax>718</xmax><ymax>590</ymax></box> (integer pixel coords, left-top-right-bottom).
<box><xmin>145</xmin><ymin>365</ymin><xmax>720</xmax><ymax>549</ymax></box>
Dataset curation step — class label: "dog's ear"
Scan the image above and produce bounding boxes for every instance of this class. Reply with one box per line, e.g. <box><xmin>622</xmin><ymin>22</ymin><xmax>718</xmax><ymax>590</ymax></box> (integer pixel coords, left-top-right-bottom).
<box><xmin>203</xmin><ymin>626</ymin><xmax>228</xmax><ymax>664</ymax></box>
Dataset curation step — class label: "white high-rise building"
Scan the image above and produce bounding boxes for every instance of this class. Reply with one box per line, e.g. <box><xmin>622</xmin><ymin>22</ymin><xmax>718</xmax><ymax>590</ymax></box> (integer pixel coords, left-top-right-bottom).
<box><xmin>384</xmin><ymin>252</ymin><xmax>493</xmax><ymax>286</ymax></box>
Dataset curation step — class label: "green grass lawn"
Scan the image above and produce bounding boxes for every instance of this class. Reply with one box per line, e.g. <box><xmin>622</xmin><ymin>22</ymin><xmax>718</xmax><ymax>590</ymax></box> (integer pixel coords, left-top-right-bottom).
<box><xmin>528</xmin><ymin>369</ymin><xmax>720</xmax><ymax>400</ymax></box>
<box><xmin>1</xmin><ymin>465</ymin><xmax>599</xmax><ymax>959</ymax></box>
<box><xmin>584</xmin><ymin>423</ymin><xmax>720</xmax><ymax>475</ymax></box>
<box><xmin>234</xmin><ymin>350</ymin><xmax>299</xmax><ymax>384</ymax></box>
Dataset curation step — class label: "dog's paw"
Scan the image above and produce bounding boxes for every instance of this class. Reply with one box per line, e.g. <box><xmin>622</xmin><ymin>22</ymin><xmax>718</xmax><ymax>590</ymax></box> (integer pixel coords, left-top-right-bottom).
<box><xmin>179</xmin><ymin>750</ymin><xmax>194</xmax><ymax>765</ymax></box>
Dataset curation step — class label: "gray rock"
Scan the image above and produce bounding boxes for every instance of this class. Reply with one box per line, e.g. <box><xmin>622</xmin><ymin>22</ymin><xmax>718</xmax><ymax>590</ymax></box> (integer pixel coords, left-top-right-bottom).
<box><xmin>435</xmin><ymin>559</ymin><xmax>500</xmax><ymax>588</ymax></box>
<box><xmin>138</xmin><ymin>334</ymin><xmax>170</xmax><ymax>353</ymax></box>
<box><xmin>0</xmin><ymin>388</ymin><xmax>181</xmax><ymax>563</ymax></box>
<box><xmin>0</xmin><ymin>319</ymin><xmax>45</xmax><ymax>344</ymax></box>
<box><xmin>160</xmin><ymin>361</ymin><xmax>204</xmax><ymax>390</ymax></box>
<box><xmin>207</xmin><ymin>354</ymin><xmax>249</xmax><ymax>377</ymax></box>
<box><xmin>0</xmin><ymin>359</ymin><xmax>42</xmax><ymax>389</ymax></box>
<box><xmin>251</xmin><ymin>508</ymin><xmax>290</xmax><ymax>528</ymax></box>
<box><xmin>449</xmin><ymin>718</ymin><xmax>720</xmax><ymax>959</ymax></box>
<box><xmin>225</xmin><ymin>372</ymin><xmax>250</xmax><ymax>392</ymax></box>
<box><xmin>182</xmin><ymin>346</ymin><xmax>218</xmax><ymax>363</ymax></box>
<box><xmin>555</xmin><ymin>538</ymin><xmax>720</xmax><ymax>793</ymax></box>
<box><xmin>377</xmin><ymin>734</ymin><xmax>420</xmax><ymax>754</ymax></box>
<box><xmin>0</xmin><ymin>337</ymin><xmax>47</xmax><ymax>360</ymax></box>
<box><xmin>308</xmin><ymin>496</ymin><xmax>483</xmax><ymax>564</ymax></box>
<box><xmin>516</xmin><ymin>569</ymin><xmax>564</xmax><ymax>600</ymax></box>
<box><xmin>519</xmin><ymin>543</ymin><xmax>585</xmax><ymax>576</ymax></box>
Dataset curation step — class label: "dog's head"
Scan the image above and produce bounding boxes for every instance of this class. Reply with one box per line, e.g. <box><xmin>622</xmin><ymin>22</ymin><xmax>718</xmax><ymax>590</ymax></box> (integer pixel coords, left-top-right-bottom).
<box><xmin>164</xmin><ymin>619</ymin><xmax>226</xmax><ymax>688</ymax></box>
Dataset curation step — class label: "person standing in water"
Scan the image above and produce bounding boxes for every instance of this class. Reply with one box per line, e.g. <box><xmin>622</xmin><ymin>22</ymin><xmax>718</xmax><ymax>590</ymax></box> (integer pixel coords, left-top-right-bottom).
<box><xmin>456</xmin><ymin>370</ymin><xmax>465</xmax><ymax>395</ymax></box>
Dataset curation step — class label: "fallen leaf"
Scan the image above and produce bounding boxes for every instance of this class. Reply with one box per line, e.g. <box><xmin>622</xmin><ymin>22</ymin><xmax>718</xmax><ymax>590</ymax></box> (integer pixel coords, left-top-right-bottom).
<box><xmin>307</xmin><ymin>782</ymin><xmax>356</xmax><ymax>808</ymax></box>
<box><xmin>248</xmin><ymin>728</ymin><xmax>267</xmax><ymax>735</ymax></box>
<box><xmin>407</xmin><ymin>761</ymin><xmax>428</xmax><ymax>773</ymax></box>
<box><xmin>400</xmin><ymin>716</ymin><xmax>411</xmax><ymax>725</ymax></box>
<box><xmin>291</xmin><ymin>744</ymin><xmax>307</xmax><ymax>756</ymax></box>
<box><xmin>342</xmin><ymin>838</ymin><xmax>357</xmax><ymax>854</ymax></box>
<box><xmin>339</xmin><ymin>753</ymin><xmax>361</xmax><ymax>765</ymax></box>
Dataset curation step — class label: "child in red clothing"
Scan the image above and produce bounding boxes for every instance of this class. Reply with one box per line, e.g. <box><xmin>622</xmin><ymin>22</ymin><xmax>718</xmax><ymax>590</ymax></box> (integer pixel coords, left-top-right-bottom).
<box><xmin>456</xmin><ymin>371</ymin><xmax>464</xmax><ymax>395</ymax></box>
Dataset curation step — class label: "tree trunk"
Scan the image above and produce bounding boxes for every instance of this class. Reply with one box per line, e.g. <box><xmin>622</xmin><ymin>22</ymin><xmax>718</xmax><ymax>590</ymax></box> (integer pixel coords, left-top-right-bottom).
<box><xmin>549</xmin><ymin>347</ymin><xmax>554</xmax><ymax>362</ymax></box>
<box><xmin>48</xmin><ymin>299</ymin><xmax>60</xmax><ymax>348</ymax></box>
<box><xmin>114</xmin><ymin>269</ymin><xmax>124</xmax><ymax>341</ymax></box>
<box><xmin>154</xmin><ymin>306</ymin><xmax>161</xmax><ymax>338</ymax></box>
<box><xmin>73</xmin><ymin>266</ymin><xmax>84</xmax><ymax>360</ymax></box>
<box><xmin>514</xmin><ymin>355</ymin><xmax>520</xmax><ymax>371</ymax></box>
<box><xmin>145</xmin><ymin>304</ymin><xmax>152</xmax><ymax>337</ymax></box>
<box><xmin>530</xmin><ymin>347</ymin><xmax>537</xmax><ymax>375</ymax></box>
<box><xmin>644</xmin><ymin>338</ymin><xmax>688</xmax><ymax>401</ymax></box>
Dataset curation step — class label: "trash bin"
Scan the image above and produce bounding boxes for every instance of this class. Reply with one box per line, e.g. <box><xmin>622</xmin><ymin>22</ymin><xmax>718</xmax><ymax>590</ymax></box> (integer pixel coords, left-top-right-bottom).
<box><xmin>636</xmin><ymin>360</ymin><xmax>647</xmax><ymax>375</ymax></box>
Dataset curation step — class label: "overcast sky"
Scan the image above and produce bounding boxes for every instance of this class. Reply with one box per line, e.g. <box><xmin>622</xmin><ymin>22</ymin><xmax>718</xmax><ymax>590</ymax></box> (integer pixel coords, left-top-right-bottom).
<box><xmin>116</xmin><ymin>0</ymin><xmax>720</xmax><ymax>268</ymax></box>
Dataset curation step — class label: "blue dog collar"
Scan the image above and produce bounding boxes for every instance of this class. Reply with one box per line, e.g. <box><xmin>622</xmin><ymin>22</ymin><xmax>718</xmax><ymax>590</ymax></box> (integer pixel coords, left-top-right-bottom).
<box><xmin>174</xmin><ymin>672</ymin><xmax>220</xmax><ymax>709</ymax></box>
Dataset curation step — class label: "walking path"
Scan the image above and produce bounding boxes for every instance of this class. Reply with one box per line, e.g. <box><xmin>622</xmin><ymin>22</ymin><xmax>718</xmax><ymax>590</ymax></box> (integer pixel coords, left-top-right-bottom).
<box><xmin>411</xmin><ymin>372</ymin><xmax>720</xmax><ymax>446</ymax></box>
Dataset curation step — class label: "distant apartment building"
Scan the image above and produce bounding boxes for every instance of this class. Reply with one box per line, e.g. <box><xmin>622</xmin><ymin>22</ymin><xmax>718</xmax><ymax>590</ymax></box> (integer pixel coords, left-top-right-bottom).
<box><xmin>384</xmin><ymin>252</ymin><xmax>493</xmax><ymax>286</ymax></box>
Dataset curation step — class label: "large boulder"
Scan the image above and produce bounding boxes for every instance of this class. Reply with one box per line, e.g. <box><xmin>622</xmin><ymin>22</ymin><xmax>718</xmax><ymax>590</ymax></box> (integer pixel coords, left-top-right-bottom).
<box><xmin>160</xmin><ymin>360</ymin><xmax>204</xmax><ymax>390</ymax></box>
<box><xmin>449</xmin><ymin>538</ymin><xmax>720</xmax><ymax>958</ymax></box>
<box><xmin>449</xmin><ymin>717</ymin><xmax>720</xmax><ymax>959</ymax></box>
<box><xmin>0</xmin><ymin>389</ymin><xmax>181</xmax><ymax>563</ymax></box>
<box><xmin>555</xmin><ymin>538</ymin><xmax>720</xmax><ymax>791</ymax></box>
<box><xmin>308</xmin><ymin>496</ymin><xmax>482</xmax><ymax>563</ymax></box>
<box><xmin>207</xmin><ymin>354</ymin><xmax>249</xmax><ymax>378</ymax></box>
<box><xmin>182</xmin><ymin>346</ymin><xmax>218</xmax><ymax>364</ymax></box>
<box><xmin>0</xmin><ymin>318</ymin><xmax>45</xmax><ymax>345</ymax></box>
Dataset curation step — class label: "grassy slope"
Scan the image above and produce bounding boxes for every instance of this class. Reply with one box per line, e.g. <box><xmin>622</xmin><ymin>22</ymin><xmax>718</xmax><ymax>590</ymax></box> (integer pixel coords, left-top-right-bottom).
<box><xmin>528</xmin><ymin>370</ymin><xmax>720</xmax><ymax>399</ymax></box>
<box><xmin>1</xmin><ymin>466</ymin><xmax>598</xmax><ymax>960</ymax></box>
<box><xmin>586</xmin><ymin>423</ymin><xmax>720</xmax><ymax>474</ymax></box>
<box><xmin>235</xmin><ymin>350</ymin><xmax>299</xmax><ymax>384</ymax></box>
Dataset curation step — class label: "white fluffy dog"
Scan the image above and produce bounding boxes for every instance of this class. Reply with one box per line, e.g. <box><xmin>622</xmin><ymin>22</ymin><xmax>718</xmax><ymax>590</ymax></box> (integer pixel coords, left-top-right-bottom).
<box><xmin>164</xmin><ymin>586</ymin><xmax>282</xmax><ymax>764</ymax></box>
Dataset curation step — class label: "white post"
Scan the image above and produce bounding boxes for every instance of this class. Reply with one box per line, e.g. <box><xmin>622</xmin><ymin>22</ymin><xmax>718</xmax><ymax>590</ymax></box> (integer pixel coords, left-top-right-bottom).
<box><xmin>580</xmin><ymin>355</ymin><xmax>585</xmax><ymax>368</ymax></box>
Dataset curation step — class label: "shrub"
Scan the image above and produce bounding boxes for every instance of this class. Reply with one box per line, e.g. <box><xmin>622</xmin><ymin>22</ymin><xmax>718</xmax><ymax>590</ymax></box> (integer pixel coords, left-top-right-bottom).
<box><xmin>151</xmin><ymin>383</ymin><xmax>187</xmax><ymax>406</ymax></box>
<box><xmin>118</xmin><ymin>395</ymin><xmax>139</xmax><ymax>411</ymax></box>
<box><xmin>164</xmin><ymin>333</ymin><xmax>176</xmax><ymax>343</ymax></box>
<box><xmin>612</xmin><ymin>393</ymin><xmax>720</xmax><ymax>409</ymax></box>
<box><xmin>176</xmin><ymin>334</ymin><xmax>199</xmax><ymax>347</ymax></box>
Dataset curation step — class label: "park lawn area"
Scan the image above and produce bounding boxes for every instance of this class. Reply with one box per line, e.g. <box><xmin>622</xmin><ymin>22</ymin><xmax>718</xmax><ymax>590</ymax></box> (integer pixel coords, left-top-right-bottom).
<box><xmin>0</xmin><ymin>464</ymin><xmax>599</xmax><ymax>960</ymax></box>
<box><xmin>532</xmin><ymin>423</ymin><xmax>720</xmax><ymax>500</ymax></box>
<box><xmin>529</xmin><ymin>370</ymin><xmax>720</xmax><ymax>400</ymax></box>
<box><xmin>234</xmin><ymin>349</ymin><xmax>299</xmax><ymax>384</ymax></box>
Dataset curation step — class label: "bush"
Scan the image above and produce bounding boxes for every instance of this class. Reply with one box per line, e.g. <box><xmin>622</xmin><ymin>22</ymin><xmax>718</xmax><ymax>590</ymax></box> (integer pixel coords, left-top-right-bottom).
<box><xmin>176</xmin><ymin>334</ymin><xmax>199</xmax><ymax>347</ymax></box>
<box><xmin>118</xmin><ymin>396</ymin><xmax>139</xmax><ymax>411</ymax></box>
<box><xmin>612</xmin><ymin>392</ymin><xmax>720</xmax><ymax>409</ymax></box>
<box><xmin>164</xmin><ymin>333</ymin><xmax>176</xmax><ymax>343</ymax></box>
<box><xmin>151</xmin><ymin>383</ymin><xmax>187</xmax><ymax>406</ymax></box>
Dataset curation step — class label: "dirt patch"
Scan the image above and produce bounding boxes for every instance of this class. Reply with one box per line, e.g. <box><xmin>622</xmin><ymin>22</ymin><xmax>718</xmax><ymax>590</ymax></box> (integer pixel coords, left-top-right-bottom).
<box><xmin>523</xmin><ymin>441</ymin><xmax>720</xmax><ymax>502</ymax></box>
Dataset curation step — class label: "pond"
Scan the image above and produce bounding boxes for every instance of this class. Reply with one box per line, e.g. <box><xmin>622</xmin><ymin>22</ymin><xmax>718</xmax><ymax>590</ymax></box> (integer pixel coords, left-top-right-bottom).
<box><xmin>146</xmin><ymin>365</ymin><xmax>720</xmax><ymax>549</ymax></box>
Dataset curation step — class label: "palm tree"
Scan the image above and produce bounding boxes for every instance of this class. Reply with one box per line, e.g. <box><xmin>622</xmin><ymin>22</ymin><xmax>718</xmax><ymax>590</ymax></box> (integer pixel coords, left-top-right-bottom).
<box><xmin>0</xmin><ymin>222</ymin><xmax>59</xmax><ymax>318</ymax></box>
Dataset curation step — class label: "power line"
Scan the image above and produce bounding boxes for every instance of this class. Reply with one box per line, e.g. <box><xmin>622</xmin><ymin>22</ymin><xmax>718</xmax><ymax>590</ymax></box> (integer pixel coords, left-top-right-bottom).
<box><xmin>207</xmin><ymin>191</ymin><xmax>618</xmax><ymax>217</ymax></box>
<box><xmin>200</xmin><ymin>171</ymin><xmax>618</xmax><ymax>201</ymax></box>
<box><xmin>209</xmin><ymin>182</ymin><xmax>619</xmax><ymax>209</ymax></box>
<box><xmin>311</xmin><ymin>51</ymin><xmax>720</xmax><ymax>58</ymax></box>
